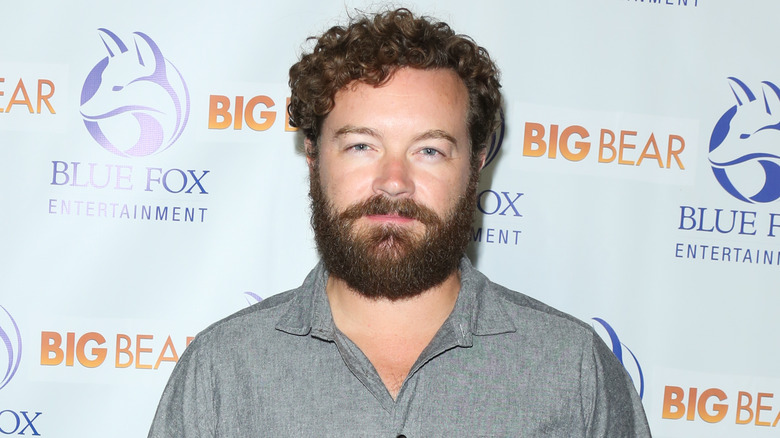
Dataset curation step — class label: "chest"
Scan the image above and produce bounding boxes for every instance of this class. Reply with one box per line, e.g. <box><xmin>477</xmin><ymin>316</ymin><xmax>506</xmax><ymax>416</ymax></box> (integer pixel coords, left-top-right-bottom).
<box><xmin>348</xmin><ymin>334</ymin><xmax>432</xmax><ymax>399</ymax></box>
<box><xmin>216</xmin><ymin>338</ymin><xmax>587</xmax><ymax>437</ymax></box>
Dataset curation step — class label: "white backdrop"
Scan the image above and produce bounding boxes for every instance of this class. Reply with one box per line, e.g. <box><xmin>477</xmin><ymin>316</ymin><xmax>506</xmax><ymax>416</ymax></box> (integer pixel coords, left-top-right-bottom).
<box><xmin>1</xmin><ymin>1</ymin><xmax>778</xmax><ymax>436</ymax></box>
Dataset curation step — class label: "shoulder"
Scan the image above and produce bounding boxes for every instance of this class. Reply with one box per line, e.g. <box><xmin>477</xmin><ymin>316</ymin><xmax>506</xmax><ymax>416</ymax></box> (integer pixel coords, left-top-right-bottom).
<box><xmin>474</xmin><ymin>271</ymin><xmax>599</xmax><ymax>347</ymax></box>
<box><xmin>461</xmin><ymin>257</ymin><xmax>596</xmax><ymax>342</ymax></box>
<box><xmin>498</xmin><ymin>283</ymin><xmax>592</xmax><ymax>328</ymax></box>
<box><xmin>187</xmin><ymin>288</ymin><xmax>300</xmax><ymax>353</ymax></box>
<box><xmin>478</xmin><ymin>280</ymin><xmax>651</xmax><ymax>436</ymax></box>
<box><xmin>147</xmin><ymin>288</ymin><xmax>309</xmax><ymax>437</ymax></box>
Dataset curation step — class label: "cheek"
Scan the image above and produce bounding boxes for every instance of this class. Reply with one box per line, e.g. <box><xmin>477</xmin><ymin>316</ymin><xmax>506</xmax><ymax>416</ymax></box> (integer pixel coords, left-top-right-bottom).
<box><xmin>320</xmin><ymin>166</ymin><xmax>372</xmax><ymax>208</ymax></box>
<box><xmin>418</xmin><ymin>170</ymin><xmax>470</xmax><ymax>212</ymax></box>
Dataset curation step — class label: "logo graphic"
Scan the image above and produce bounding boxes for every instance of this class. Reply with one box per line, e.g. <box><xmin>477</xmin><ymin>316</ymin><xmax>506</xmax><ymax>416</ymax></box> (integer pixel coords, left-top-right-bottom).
<box><xmin>710</xmin><ymin>77</ymin><xmax>780</xmax><ymax>203</ymax></box>
<box><xmin>0</xmin><ymin>306</ymin><xmax>22</xmax><ymax>391</ymax></box>
<box><xmin>80</xmin><ymin>28</ymin><xmax>190</xmax><ymax>157</ymax></box>
<box><xmin>243</xmin><ymin>292</ymin><xmax>263</xmax><ymax>306</ymax></box>
<box><xmin>592</xmin><ymin>318</ymin><xmax>644</xmax><ymax>399</ymax></box>
<box><xmin>483</xmin><ymin>110</ymin><xmax>505</xmax><ymax>168</ymax></box>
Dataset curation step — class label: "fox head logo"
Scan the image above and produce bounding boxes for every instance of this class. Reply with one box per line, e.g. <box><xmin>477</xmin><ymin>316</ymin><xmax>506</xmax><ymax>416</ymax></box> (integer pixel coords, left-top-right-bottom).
<box><xmin>0</xmin><ymin>306</ymin><xmax>22</xmax><ymax>391</ymax></box>
<box><xmin>709</xmin><ymin>77</ymin><xmax>780</xmax><ymax>203</ymax></box>
<box><xmin>483</xmin><ymin>110</ymin><xmax>505</xmax><ymax>169</ymax></box>
<box><xmin>592</xmin><ymin>318</ymin><xmax>644</xmax><ymax>399</ymax></box>
<box><xmin>80</xmin><ymin>29</ymin><xmax>190</xmax><ymax>158</ymax></box>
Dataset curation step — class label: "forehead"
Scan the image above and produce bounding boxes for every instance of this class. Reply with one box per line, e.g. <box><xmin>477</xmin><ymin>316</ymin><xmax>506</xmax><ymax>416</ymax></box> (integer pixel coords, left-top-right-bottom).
<box><xmin>322</xmin><ymin>68</ymin><xmax>469</xmax><ymax>140</ymax></box>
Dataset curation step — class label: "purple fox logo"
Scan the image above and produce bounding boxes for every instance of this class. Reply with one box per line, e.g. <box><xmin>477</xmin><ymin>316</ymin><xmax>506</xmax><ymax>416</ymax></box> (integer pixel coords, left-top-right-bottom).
<box><xmin>709</xmin><ymin>77</ymin><xmax>780</xmax><ymax>203</ymax></box>
<box><xmin>243</xmin><ymin>291</ymin><xmax>263</xmax><ymax>306</ymax></box>
<box><xmin>0</xmin><ymin>306</ymin><xmax>22</xmax><ymax>391</ymax></box>
<box><xmin>483</xmin><ymin>109</ymin><xmax>505</xmax><ymax>169</ymax></box>
<box><xmin>80</xmin><ymin>29</ymin><xmax>190</xmax><ymax>157</ymax></box>
<box><xmin>592</xmin><ymin>318</ymin><xmax>644</xmax><ymax>399</ymax></box>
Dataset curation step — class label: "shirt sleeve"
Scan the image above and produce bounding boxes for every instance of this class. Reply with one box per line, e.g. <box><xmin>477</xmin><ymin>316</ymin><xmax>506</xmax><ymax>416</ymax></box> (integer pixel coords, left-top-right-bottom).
<box><xmin>582</xmin><ymin>332</ymin><xmax>652</xmax><ymax>437</ymax></box>
<box><xmin>148</xmin><ymin>335</ymin><xmax>217</xmax><ymax>438</ymax></box>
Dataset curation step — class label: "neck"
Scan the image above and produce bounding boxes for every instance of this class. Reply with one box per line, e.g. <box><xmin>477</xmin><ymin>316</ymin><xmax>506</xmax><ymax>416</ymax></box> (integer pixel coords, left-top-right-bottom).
<box><xmin>326</xmin><ymin>269</ymin><xmax>461</xmax><ymax>341</ymax></box>
<box><xmin>326</xmin><ymin>269</ymin><xmax>461</xmax><ymax>399</ymax></box>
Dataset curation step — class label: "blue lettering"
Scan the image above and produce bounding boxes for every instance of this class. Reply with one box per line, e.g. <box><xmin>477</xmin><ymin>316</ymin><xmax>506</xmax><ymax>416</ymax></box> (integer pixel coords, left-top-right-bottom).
<box><xmin>713</xmin><ymin>209</ymin><xmax>737</xmax><ymax>233</ymax></box>
<box><xmin>470</xmin><ymin>227</ymin><xmax>521</xmax><ymax>245</ymax></box>
<box><xmin>87</xmin><ymin>163</ymin><xmax>111</xmax><ymax>189</ymax></box>
<box><xmin>498</xmin><ymin>192</ymin><xmax>523</xmax><ymax>217</ymax></box>
<box><xmin>162</xmin><ymin>168</ymin><xmax>187</xmax><ymax>194</ymax></box>
<box><xmin>740</xmin><ymin>211</ymin><xmax>757</xmax><ymax>235</ymax></box>
<box><xmin>19</xmin><ymin>411</ymin><xmax>41</xmax><ymax>436</ymax></box>
<box><xmin>145</xmin><ymin>167</ymin><xmax>163</xmax><ymax>191</ymax></box>
<box><xmin>145</xmin><ymin>167</ymin><xmax>209</xmax><ymax>194</ymax></box>
<box><xmin>696</xmin><ymin>208</ymin><xmax>714</xmax><ymax>232</ymax></box>
<box><xmin>185</xmin><ymin>170</ymin><xmax>209</xmax><ymax>194</ymax></box>
<box><xmin>0</xmin><ymin>409</ymin><xmax>40</xmax><ymax>435</ymax></box>
<box><xmin>678</xmin><ymin>206</ymin><xmax>759</xmax><ymax>235</ymax></box>
<box><xmin>629</xmin><ymin>0</ymin><xmax>697</xmax><ymax>6</ymax></box>
<box><xmin>769</xmin><ymin>213</ymin><xmax>780</xmax><ymax>237</ymax></box>
<box><xmin>477</xmin><ymin>190</ymin><xmax>523</xmax><ymax>217</ymax></box>
<box><xmin>678</xmin><ymin>206</ymin><xmax>696</xmax><ymax>230</ymax></box>
<box><xmin>156</xmin><ymin>206</ymin><xmax>168</xmax><ymax>220</ymax></box>
<box><xmin>675</xmin><ymin>243</ymin><xmax>683</xmax><ymax>258</ymax></box>
<box><xmin>0</xmin><ymin>410</ymin><xmax>19</xmax><ymax>434</ymax></box>
<box><xmin>50</xmin><ymin>161</ymin><xmax>133</xmax><ymax>190</ymax></box>
<box><xmin>710</xmin><ymin>246</ymin><xmax>719</xmax><ymax>261</ymax></box>
<box><xmin>477</xmin><ymin>190</ymin><xmax>500</xmax><ymax>215</ymax></box>
<box><xmin>51</xmin><ymin>160</ymin><xmax>69</xmax><ymax>185</ymax></box>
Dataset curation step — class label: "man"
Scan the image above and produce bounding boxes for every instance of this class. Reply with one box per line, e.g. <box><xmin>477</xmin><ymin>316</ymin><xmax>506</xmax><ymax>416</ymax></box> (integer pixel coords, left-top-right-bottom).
<box><xmin>149</xmin><ymin>8</ymin><xmax>651</xmax><ymax>437</ymax></box>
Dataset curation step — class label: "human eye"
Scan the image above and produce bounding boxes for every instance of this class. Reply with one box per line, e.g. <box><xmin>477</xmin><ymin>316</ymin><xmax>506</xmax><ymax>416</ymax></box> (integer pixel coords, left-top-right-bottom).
<box><xmin>417</xmin><ymin>146</ymin><xmax>448</xmax><ymax>160</ymax></box>
<box><xmin>346</xmin><ymin>143</ymin><xmax>371</xmax><ymax>153</ymax></box>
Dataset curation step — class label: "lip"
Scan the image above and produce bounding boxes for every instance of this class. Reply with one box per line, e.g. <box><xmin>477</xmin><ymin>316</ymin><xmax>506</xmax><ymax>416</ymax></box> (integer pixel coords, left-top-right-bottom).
<box><xmin>364</xmin><ymin>214</ymin><xmax>415</xmax><ymax>224</ymax></box>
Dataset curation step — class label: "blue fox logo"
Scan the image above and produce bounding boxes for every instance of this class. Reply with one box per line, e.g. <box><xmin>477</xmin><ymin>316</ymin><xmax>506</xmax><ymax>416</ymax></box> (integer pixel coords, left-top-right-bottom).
<box><xmin>709</xmin><ymin>77</ymin><xmax>780</xmax><ymax>203</ymax></box>
<box><xmin>483</xmin><ymin>110</ymin><xmax>505</xmax><ymax>168</ymax></box>
<box><xmin>80</xmin><ymin>29</ymin><xmax>190</xmax><ymax>157</ymax></box>
<box><xmin>0</xmin><ymin>306</ymin><xmax>22</xmax><ymax>391</ymax></box>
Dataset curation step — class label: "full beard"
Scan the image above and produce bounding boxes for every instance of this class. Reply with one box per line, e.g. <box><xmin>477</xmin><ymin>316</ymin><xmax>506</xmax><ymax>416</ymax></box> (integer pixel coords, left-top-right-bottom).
<box><xmin>309</xmin><ymin>164</ymin><xmax>479</xmax><ymax>301</ymax></box>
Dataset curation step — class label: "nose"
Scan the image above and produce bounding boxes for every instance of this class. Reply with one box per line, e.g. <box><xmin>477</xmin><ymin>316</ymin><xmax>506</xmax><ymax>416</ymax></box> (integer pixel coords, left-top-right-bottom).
<box><xmin>372</xmin><ymin>153</ymin><xmax>415</xmax><ymax>198</ymax></box>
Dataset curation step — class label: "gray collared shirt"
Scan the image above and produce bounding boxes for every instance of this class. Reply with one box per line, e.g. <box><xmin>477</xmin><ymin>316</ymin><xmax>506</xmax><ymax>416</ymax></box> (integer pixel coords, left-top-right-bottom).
<box><xmin>149</xmin><ymin>258</ymin><xmax>651</xmax><ymax>437</ymax></box>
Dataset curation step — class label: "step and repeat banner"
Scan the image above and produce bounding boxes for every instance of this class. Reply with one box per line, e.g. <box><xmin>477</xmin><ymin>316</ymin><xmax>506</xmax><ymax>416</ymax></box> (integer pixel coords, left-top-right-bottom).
<box><xmin>1</xmin><ymin>0</ymin><xmax>777</xmax><ymax>436</ymax></box>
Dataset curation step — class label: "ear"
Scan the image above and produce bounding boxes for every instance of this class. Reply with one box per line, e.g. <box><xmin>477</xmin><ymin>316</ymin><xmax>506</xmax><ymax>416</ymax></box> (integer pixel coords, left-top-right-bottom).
<box><xmin>728</xmin><ymin>77</ymin><xmax>756</xmax><ymax>106</ymax></box>
<box><xmin>304</xmin><ymin>137</ymin><xmax>315</xmax><ymax>169</ymax></box>
<box><xmin>132</xmin><ymin>32</ymin><xmax>164</xmax><ymax>74</ymax></box>
<box><xmin>477</xmin><ymin>149</ymin><xmax>487</xmax><ymax>170</ymax></box>
<box><xmin>761</xmin><ymin>81</ymin><xmax>780</xmax><ymax>116</ymax></box>
<box><xmin>97</xmin><ymin>28</ymin><xmax>128</xmax><ymax>57</ymax></box>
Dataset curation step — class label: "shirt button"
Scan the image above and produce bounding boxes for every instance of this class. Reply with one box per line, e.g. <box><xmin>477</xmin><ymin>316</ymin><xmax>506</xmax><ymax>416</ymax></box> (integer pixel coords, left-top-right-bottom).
<box><xmin>397</xmin><ymin>435</ymin><xmax>407</xmax><ymax>438</ymax></box>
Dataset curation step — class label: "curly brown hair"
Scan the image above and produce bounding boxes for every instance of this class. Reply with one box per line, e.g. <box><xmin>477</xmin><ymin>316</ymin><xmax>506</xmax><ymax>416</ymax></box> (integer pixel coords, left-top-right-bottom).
<box><xmin>288</xmin><ymin>8</ymin><xmax>502</xmax><ymax>163</ymax></box>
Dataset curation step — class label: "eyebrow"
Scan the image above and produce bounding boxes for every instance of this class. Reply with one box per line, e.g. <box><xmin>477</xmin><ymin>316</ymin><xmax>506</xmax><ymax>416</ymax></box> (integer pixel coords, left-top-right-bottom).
<box><xmin>332</xmin><ymin>126</ymin><xmax>458</xmax><ymax>146</ymax></box>
<box><xmin>412</xmin><ymin>129</ymin><xmax>458</xmax><ymax>146</ymax></box>
<box><xmin>332</xmin><ymin>125</ymin><xmax>382</xmax><ymax>140</ymax></box>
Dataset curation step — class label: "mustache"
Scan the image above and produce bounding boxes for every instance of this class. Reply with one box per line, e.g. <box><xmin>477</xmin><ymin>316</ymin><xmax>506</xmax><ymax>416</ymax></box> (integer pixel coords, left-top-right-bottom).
<box><xmin>338</xmin><ymin>196</ymin><xmax>441</xmax><ymax>226</ymax></box>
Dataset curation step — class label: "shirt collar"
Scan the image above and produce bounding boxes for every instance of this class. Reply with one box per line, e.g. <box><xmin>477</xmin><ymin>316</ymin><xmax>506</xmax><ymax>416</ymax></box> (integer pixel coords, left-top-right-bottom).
<box><xmin>274</xmin><ymin>257</ymin><xmax>516</xmax><ymax>342</ymax></box>
<box><xmin>442</xmin><ymin>257</ymin><xmax>517</xmax><ymax>347</ymax></box>
<box><xmin>274</xmin><ymin>262</ymin><xmax>333</xmax><ymax>338</ymax></box>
